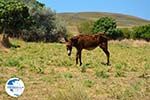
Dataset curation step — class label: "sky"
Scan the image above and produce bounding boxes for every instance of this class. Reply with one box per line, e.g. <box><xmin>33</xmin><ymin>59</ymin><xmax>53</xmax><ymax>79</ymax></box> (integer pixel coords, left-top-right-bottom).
<box><xmin>37</xmin><ymin>0</ymin><xmax>150</xmax><ymax>20</ymax></box>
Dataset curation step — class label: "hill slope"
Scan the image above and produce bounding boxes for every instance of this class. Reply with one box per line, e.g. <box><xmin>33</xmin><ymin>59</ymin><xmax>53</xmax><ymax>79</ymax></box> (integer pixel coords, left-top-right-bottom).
<box><xmin>57</xmin><ymin>12</ymin><xmax>150</xmax><ymax>33</ymax></box>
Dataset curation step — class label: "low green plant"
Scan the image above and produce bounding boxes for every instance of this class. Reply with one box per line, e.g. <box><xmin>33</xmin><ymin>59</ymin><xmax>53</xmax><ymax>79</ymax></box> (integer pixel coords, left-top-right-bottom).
<box><xmin>81</xmin><ymin>63</ymin><xmax>90</xmax><ymax>72</ymax></box>
<box><xmin>63</xmin><ymin>72</ymin><xmax>73</xmax><ymax>79</ymax></box>
<box><xmin>144</xmin><ymin>63</ymin><xmax>150</xmax><ymax>70</ymax></box>
<box><xmin>5</xmin><ymin>58</ymin><xmax>20</xmax><ymax>67</ymax></box>
<box><xmin>95</xmin><ymin>70</ymin><xmax>109</xmax><ymax>78</ymax></box>
<box><xmin>84</xmin><ymin>79</ymin><xmax>94</xmax><ymax>88</ymax></box>
<box><xmin>115</xmin><ymin>70</ymin><xmax>125</xmax><ymax>77</ymax></box>
<box><xmin>115</xmin><ymin>63</ymin><xmax>123</xmax><ymax>70</ymax></box>
<box><xmin>29</xmin><ymin>64</ymin><xmax>44</xmax><ymax>74</ymax></box>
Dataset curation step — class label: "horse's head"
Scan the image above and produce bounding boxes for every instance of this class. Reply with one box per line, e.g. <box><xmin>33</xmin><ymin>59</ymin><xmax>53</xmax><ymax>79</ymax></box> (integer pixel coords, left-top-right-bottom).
<box><xmin>64</xmin><ymin>37</ymin><xmax>72</xmax><ymax>56</ymax></box>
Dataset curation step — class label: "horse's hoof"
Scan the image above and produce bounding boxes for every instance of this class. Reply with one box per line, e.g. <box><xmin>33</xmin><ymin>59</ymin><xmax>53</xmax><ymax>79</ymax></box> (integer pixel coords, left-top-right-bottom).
<box><xmin>107</xmin><ymin>63</ymin><xmax>111</xmax><ymax>66</ymax></box>
<box><xmin>80</xmin><ymin>63</ymin><xmax>82</xmax><ymax>66</ymax></box>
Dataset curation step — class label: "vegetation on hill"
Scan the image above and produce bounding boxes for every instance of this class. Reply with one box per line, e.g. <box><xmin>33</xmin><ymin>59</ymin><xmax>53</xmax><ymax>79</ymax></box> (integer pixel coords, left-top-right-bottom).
<box><xmin>58</xmin><ymin>12</ymin><xmax>150</xmax><ymax>28</ymax></box>
<box><xmin>58</xmin><ymin>12</ymin><xmax>150</xmax><ymax>37</ymax></box>
<box><xmin>77</xmin><ymin>16</ymin><xmax>150</xmax><ymax>41</ymax></box>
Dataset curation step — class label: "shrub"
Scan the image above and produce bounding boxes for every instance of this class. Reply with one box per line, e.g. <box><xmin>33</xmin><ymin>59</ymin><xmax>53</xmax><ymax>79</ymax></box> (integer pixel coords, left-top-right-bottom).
<box><xmin>140</xmin><ymin>32</ymin><xmax>150</xmax><ymax>41</ymax></box>
<box><xmin>131</xmin><ymin>24</ymin><xmax>150</xmax><ymax>41</ymax></box>
<box><xmin>106</xmin><ymin>28</ymin><xmax>123</xmax><ymax>40</ymax></box>
<box><xmin>92</xmin><ymin>17</ymin><xmax>124</xmax><ymax>39</ymax></box>
<box><xmin>22</xmin><ymin>6</ymin><xmax>67</xmax><ymax>42</ymax></box>
<box><xmin>121</xmin><ymin>28</ymin><xmax>132</xmax><ymax>39</ymax></box>
<box><xmin>92</xmin><ymin>17</ymin><xmax>117</xmax><ymax>34</ymax></box>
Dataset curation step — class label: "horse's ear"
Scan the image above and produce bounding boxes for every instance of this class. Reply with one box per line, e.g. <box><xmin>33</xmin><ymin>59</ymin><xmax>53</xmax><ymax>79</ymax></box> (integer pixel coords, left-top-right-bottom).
<box><xmin>71</xmin><ymin>36</ymin><xmax>78</xmax><ymax>44</ymax></box>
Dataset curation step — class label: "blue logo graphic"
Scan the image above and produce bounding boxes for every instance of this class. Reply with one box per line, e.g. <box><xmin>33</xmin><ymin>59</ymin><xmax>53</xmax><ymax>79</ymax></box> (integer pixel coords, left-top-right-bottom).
<box><xmin>5</xmin><ymin>78</ymin><xmax>25</xmax><ymax>97</ymax></box>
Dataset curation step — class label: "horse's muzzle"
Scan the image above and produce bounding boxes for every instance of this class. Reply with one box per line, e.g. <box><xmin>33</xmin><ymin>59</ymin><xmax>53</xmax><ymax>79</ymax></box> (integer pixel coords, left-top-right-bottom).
<box><xmin>67</xmin><ymin>50</ymin><xmax>71</xmax><ymax>56</ymax></box>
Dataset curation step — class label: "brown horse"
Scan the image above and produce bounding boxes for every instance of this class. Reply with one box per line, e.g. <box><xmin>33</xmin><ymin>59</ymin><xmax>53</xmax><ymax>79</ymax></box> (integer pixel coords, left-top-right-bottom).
<box><xmin>64</xmin><ymin>34</ymin><xmax>110</xmax><ymax>66</ymax></box>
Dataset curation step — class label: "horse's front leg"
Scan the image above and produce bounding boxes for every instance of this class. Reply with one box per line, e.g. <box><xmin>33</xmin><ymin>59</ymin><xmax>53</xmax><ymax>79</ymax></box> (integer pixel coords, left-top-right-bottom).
<box><xmin>103</xmin><ymin>49</ymin><xmax>110</xmax><ymax>65</ymax></box>
<box><xmin>78</xmin><ymin>50</ymin><xmax>82</xmax><ymax>66</ymax></box>
<box><xmin>76</xmin><ymin>52</ymin><xmax>79</xmax><ymax>65</ymax></box>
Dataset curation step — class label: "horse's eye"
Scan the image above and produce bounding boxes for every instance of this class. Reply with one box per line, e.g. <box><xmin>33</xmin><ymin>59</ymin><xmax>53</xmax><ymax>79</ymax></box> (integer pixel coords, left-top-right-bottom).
<box><xmin>67</xmin><ymin>45</ymin><xmax>70</xmax><ymax>48</ymax></box>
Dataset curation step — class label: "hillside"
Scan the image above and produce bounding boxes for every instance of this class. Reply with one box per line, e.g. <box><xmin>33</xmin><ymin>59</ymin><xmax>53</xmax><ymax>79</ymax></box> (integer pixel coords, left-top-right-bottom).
<box><xmin>57</xmin><ymin>12</ymin><xmax>150</xmax><ymax>33</ymax></box>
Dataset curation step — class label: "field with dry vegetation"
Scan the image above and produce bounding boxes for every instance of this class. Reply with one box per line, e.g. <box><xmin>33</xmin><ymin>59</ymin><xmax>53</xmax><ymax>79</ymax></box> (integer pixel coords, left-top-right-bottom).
<box><xmin>0</xmin><ymin>38</ymin><xmax>150</xmax><ymax>100</ymax></box>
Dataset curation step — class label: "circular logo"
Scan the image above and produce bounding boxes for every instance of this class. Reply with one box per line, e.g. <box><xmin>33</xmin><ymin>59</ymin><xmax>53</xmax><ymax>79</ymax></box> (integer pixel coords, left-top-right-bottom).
<box><xmin>5</xmin><ymin>78</ymin><xmax>25</xmax><ymax>97</ymax></box>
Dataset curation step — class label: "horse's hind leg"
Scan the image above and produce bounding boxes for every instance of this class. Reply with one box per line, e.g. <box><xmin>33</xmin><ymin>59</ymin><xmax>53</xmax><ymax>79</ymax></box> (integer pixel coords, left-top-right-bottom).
<box><xmin>99</xmin><ymin>42</ymin><xmax>110</xmax><ymax>65</ymax></box>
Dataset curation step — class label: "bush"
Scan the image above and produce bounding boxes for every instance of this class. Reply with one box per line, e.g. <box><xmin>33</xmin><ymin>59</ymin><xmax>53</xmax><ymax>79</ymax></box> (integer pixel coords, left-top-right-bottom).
<box><xmin>92</xmin><ymin>17</ymin><xmax>150</xmax><ymax>41</ymax></box>
<box><xmin>141</xmin><ymin>32</ymin><xmax>150</xmax><ymax>41</ymax></box>
<box><xmin>92</xmin><ymin>17</ymin><xmax>117</xmax><ymax>33</ymax></box>
<box><xmin>131</xmin><ymin>24</ymin><xmax>150</xmax><ymax>41</ymax></box>
<box><xmin>22</xmin><ymin>17</ymin><xmax>67</xmax><ymax>42</ymax></box>
<box><xmin>23</xmin><ymin>5</ymin><xmax>67</xmax><ymax>42</ymax></box>
<box><xmin>22</xmin><ymin>26</ymin><xmax>46</xmax><ymax>42</ymax></box>
<box><xmin>92</xmin><ymin>17</ymin><xmax>124</xmax><ymax>40</ymax></box>
<box><xmin>106</xmin><ymin>29</ymin><xmax>123</xmax><ymax>40</ymax></box>
<box><xmin>121</xmin><ymin>28</ymin><xmax>132</xmax><ymax>39</ymax></box>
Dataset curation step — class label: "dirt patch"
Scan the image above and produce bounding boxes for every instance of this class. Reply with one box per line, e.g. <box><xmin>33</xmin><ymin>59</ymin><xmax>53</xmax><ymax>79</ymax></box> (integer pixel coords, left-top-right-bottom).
<box><xmin>110</xmin><ymin>39</ymin><xmax>150</xmax><ymax>47</ymax></box>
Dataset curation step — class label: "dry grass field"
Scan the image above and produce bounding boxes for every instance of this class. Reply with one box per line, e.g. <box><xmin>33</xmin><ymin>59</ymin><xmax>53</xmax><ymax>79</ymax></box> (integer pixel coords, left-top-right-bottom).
<box><xmin>0</xmin><ymin>38</ymin><xmax>150</xmax><ymax>100</ymax></box>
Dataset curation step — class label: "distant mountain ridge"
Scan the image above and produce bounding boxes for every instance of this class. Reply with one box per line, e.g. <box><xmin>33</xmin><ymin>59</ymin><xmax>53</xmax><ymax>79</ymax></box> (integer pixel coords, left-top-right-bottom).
<box><xmin>57</xmin><ymin>12</ymin><xmax>150</xmax><ymax>28</ymax></box>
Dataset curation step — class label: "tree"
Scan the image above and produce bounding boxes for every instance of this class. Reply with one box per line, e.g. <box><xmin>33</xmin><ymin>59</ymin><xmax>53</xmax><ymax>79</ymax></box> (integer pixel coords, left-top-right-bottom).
<box><xmin>0</xmin><ymin>0</ymin><xmax>67</xmax><ymax>44</ymax></box>
<box><xmin>20</xmin><ymin>0</ymin><xmax>67</xmax><ymax>42</ymax></box>
<box><xmin>92</xmin><ymin>17</ymin><xmax>117</xmax><ymax>34</ymax></box>
<box><xmin>92</xmin><ymin>17</ymin><xmax>124</xmax><ymax>39</ymax></box>
<box><xmin>0</xmin><ymin>0</ymin><xmax>29</xmax><ymax>47</ymax></box>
